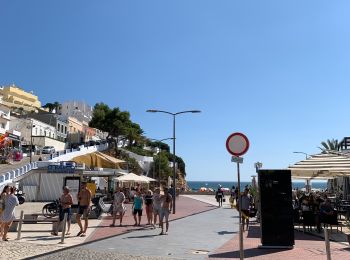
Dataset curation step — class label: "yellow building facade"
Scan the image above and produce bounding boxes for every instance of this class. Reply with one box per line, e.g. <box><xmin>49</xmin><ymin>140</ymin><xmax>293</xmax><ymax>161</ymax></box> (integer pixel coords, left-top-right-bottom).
<box><xmin>0</xmin><ymin>84</ymin><xmax>42</xmax><ymax>112</ymax></box>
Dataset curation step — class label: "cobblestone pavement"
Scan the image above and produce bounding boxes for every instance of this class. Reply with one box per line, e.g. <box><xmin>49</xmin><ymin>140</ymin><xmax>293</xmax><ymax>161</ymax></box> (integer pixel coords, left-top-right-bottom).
<box><xmin>32</xmin><ymin>248</ymin><xmax>175</xmax><ymax>260</ymax></box>
<box><xmin>0</xmin><ymin>241</ymin><xmax>61</xmax><ymax>260</ymax></box>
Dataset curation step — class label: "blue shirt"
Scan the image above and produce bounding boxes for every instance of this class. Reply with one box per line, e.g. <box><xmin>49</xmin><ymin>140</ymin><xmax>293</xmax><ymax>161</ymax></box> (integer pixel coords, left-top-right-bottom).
<box><xmin>133</xmin><ymin>196</ymin><xmax>143</xmax><ymax>210</ymax></box>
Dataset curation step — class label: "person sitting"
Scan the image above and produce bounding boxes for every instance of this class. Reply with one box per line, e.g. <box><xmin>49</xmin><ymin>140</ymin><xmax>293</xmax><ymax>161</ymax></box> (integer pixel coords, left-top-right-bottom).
<box><xmin>317</xmin><ymin>199</ymin><xmax>335</xmax><ymax>232</ymax></box>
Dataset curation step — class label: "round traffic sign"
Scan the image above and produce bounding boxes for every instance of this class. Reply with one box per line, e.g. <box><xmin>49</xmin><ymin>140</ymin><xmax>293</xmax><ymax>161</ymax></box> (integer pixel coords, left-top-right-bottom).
<box><xmin>226</xmin><ymin>132</ymin><xmax>249</xmax><ymax>156</ymax></box>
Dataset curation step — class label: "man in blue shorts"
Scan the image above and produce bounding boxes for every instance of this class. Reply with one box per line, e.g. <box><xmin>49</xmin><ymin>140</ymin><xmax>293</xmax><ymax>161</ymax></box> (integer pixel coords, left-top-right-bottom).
<box><xmin>76</xmin><ymin>182</ymin><xmax>92</xmax><ymax>237</ymax></box>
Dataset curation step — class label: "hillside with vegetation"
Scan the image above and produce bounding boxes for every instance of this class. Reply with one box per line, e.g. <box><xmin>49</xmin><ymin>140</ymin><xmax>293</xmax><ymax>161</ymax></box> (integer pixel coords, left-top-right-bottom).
<box><xmin>89</xmin><ymin>103</ymin><xmax>187</xmax><ymax>186</ymax></box>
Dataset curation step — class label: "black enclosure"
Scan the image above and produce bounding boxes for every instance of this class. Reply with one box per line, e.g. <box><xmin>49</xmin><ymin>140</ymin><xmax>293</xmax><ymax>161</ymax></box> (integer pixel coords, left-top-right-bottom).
<box><xmin>258</xmin><ymin>169</ymin><xmax>294</xmax><ymax>248</ymax></box>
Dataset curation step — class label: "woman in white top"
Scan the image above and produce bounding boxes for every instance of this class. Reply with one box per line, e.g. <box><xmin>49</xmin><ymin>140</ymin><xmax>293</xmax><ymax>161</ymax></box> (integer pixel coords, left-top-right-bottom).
<box><xmin>0</xmin><ymin>185</ymin><xmax>10</xmax><ymax>238</ymax></box>
<box><xmin>152</xmin><ymin>188</ymin><xmax>161</xmax><ymax>228</ymax></box>
<box><xmin>1</xmin><ymin>187</ymin><xmax>19</xmax><ymax>241</ymax></box>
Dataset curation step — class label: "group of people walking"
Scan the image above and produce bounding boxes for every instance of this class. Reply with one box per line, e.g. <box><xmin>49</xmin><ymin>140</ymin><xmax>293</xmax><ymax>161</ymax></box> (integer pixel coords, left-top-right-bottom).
<box><xmin>0</xmin><ymin>185</ymin><xmax>19</xmax><ymax>241</ymax></box>
<box><xmin>215</xmin><ymin>185</ymin><xmax>253</xmax><ymax>231</ymax></box>
<box><xmin>52</xmin><ymin>182</ymin><xmax>92</xmax><ymax>237</ymax></box>
<box><xmin>110</xmin><ymin>186</ymin><xmax>173</xmax><ymax>235</ymax></box>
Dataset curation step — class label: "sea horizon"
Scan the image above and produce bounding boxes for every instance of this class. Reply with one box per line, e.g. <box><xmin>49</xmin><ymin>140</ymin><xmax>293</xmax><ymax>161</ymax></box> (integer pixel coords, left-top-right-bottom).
<box><xmin>187</xmin><ymin>180</ymin><xmax>327</xmax><ymax>191</ymax></box>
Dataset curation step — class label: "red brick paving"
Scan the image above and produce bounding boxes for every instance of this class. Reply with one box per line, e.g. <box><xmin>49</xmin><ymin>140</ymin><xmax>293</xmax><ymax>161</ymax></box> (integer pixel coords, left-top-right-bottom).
<box><xmin>87</xmin><ymin>196</ymin><xmax>216</xmax><ymax>242</ymax></box>
<box><xmin>208</xmin><ymin>222</ymin><xmax>350</xmax><ymax>260</ymax></box>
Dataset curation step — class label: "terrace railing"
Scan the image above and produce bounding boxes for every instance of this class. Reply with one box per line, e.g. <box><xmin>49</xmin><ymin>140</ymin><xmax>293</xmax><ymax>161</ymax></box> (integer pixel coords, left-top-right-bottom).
<box><xmin>0</xmin><ymin>143</ymin><xmax>109</xmax><ymax>190</ymax></box>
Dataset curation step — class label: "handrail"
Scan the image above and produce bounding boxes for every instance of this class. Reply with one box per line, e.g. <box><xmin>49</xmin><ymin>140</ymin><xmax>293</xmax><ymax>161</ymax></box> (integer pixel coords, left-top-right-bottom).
<box><xmin>0</xmin><ymin>143</ymin><xmax>109</xmax><ymax>189</ymax></box>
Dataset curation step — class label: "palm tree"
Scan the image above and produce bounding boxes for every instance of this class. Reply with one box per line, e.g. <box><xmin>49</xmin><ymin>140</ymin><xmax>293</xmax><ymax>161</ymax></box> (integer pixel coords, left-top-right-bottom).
<box><xmin>319</xmin><ymin>138</ymin><xmax>339</xmax><ymax>153</ymax></box>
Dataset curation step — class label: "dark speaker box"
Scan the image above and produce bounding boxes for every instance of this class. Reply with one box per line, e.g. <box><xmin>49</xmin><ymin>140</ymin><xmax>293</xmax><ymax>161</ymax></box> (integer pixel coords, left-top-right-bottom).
<box><xmin>258</xmin><ymin>169</ymin><xmax>294</xmax><ymax>248</ymax></box>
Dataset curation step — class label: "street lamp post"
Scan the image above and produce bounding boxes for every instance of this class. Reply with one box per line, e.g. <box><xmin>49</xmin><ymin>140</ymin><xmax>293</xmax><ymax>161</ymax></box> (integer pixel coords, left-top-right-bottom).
<box><xmin>254</xmin><ymin>161</ymin><xmax>263</xmax><ymax>173</ymax></box>
<box><xmin>150</xmin><ymin>138</ymin><xmax>174</xmax><ymax>187</ymax></box>
<box><xmin>293</xmin><ymin>151</ymin><xmax>309</xmax><ymax>160</ymax></box>
<box><xmin>293</xmin><ymin>151</ymin><xmax>311</xmax><ymax>192</ymax></box>
<box><xmin>147</xmin><ymin>109</ymin><xmax>201</xmax><ymax>214</ymax></box>
<box><xmin>28</xmin><ymin>120</ymin><xmax>35</xmax><ymax>163</ymax></box>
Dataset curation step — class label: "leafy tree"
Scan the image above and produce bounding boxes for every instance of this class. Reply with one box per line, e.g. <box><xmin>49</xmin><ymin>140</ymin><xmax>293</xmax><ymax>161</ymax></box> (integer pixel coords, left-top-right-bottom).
<box><xmin>147</xmin><ymin>140</ymin><xmax>170</xmax><ymax>153</ymax></box>
<box><xmin>152</xmin><ymin>151</ymin><xmax>172</xmax><ymax>183</ymax></box>
<box><xmin>43</xmin><ymin>103</ymin><xmax>54</xmax><ymax>113</ymax></box>
<box><xmin>53</xmin><ymin>101</ymin><xmax>62</xmax><ymax>113</ymax></box>
<box><xmin>89</xmin><ymin>103</ymin><xmax>144</xmax><ymax>154</ymax></box>
<box><xmin>319</xmin><ymin>139</ymin><xmax>339</xmax><ymax>153</ymax></box>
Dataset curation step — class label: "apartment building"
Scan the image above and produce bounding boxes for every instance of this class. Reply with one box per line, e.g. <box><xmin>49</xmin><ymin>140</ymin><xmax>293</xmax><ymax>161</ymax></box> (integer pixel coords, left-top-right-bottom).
<box><xmin>0</xmin><ymin>84</ymin><xmax>42</xmax><ymax>113</ymax></box>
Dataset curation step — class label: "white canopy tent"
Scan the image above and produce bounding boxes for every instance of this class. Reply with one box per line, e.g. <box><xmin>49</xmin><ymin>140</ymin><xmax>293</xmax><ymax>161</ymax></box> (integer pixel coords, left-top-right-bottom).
<box><xmin>289</xmin><ymin>152</ymin><xmax>350</xmax><ymax>179</ymax></box>
<box><xmin>115</xmin><ymin>173</ymin><xmax>151</xmax><ymax>183</ymax></box>
<box><xmin>289</xmin><ymin>152</ymin><xmax>350</xmax><ymax>196</ymax></box>
<box><xmin>114</xmin><ymin>173</ymin><xmax>156</xmax><ymax>189</ymax></box>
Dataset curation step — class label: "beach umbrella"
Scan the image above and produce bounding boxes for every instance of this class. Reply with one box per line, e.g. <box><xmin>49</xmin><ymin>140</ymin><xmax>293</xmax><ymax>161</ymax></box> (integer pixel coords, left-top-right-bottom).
<box><xmin>142</xmin><ymin>175</ymin><xmax>157</xmax><ymax>182</ymax></box>
<box><xmin>289</xmin><ymin>152</ymin><xmax>350</xmax><ymax>179</ymax></box>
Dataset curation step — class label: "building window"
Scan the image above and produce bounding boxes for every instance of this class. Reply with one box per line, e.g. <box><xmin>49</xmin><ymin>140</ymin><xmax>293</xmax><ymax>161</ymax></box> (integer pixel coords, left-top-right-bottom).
<box><xmin>57</xmin><ymin>123</ymin><xmax>60</xmax><ymax>131</ymax></box>
<box><xmin>61</xmin><ymin>125</ymin><xmax>63</xmax><ymax>133</ymax></box>
<box><xmin>65</xmin><ymin>126</ymin><xmax>67</xmax><ymax>134</ymax></box>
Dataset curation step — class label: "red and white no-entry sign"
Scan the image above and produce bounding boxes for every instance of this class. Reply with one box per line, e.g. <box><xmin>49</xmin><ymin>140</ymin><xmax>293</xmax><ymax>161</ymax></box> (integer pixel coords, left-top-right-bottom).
<box><xmin>226</xmin><ymin>132</ymin><xmax>249</xmax><ymax>157</ymax></box>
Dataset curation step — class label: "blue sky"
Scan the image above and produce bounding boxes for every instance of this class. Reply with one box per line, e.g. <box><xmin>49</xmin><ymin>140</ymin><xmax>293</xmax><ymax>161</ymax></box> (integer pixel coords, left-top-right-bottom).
<box><xmin>1</xmin><ymin>1</ymin><xmax>350</xmax><ymax>181</ymax></box>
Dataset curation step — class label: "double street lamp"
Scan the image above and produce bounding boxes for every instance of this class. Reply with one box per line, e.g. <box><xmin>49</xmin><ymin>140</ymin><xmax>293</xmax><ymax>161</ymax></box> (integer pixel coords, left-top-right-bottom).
<box><xmin>146</xmin><ymin>109</ymin><xmax>201</xmax><ymax>214</ymax></box>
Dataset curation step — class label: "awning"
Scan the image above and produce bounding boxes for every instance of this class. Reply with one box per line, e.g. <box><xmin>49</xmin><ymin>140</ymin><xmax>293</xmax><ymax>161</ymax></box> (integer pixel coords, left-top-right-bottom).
<box><xmin>73</xmin><ymin>152</ymin><xmax>125</xmax><ymax>169</ymax></box>
<box><xmin>115</xmin><ymin>173</ymin><xmax>154</xmax><ymax>183</ymax></box>
<box><xmin>289</xmin><ymin>152</ymin><xmax>350</xmax><ymax>179</ymax></box>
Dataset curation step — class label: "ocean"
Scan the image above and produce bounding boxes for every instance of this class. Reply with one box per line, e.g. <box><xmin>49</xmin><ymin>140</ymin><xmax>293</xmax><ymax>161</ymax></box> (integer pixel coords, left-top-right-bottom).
<box><xmin>187</xmin><ymin>181</ymin><xmax>327</xmax><ymax>191</ymax></box>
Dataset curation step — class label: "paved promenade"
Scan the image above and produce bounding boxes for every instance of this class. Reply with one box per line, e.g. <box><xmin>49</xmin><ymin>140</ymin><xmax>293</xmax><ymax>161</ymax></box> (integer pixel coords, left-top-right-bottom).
<box><xmin>0</xmin><ymin>195</ymin><xmax>349</xmax><ymax>259</ymax></box>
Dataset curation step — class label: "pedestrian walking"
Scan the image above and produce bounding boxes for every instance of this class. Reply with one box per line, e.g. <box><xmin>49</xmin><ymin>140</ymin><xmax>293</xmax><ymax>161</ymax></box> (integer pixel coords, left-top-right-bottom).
<box><xmin>152</xmin><ymin>188</ymin><xmax>161</xmax><ymax>228</ymax></box>
<box><xmin>1</xmin><ymin>187</ymin><xmax>19</xmax><ymax>241</ymax></box>
<box><xmin>76</xmin><ymin>182</ymin><xmax>92</xmax><ymax>237</ymax></box>
<box><xmin>110</xmin><ymin>186</ymin><xmax>126</xmax><ymax>227</ymax></box>
<box><xmin>144</xmin><ymin>190</ymin><xmax>153</xmax><ymax>225</ymax></box>
<box><xmin>238</xmin><ymin>188</ymin><xmax>252</xmax><ymax>231</ymax></box>
<box><xmin>0</xmin><ymin>185</ymin><xmax>10</xmax><ymax>238</ymax></box>
<box><xmin>52</xmin><ymin>186</ymin><xmax>73</xmax><ymax>236</ymax></box>
<box><xmin>159</xmin><ymin>187</ymin><xmax>172</xmax><ymax>235</ymax></box>
<box><xmin>215</xmin><ymin>185</ymin><xmax>224</xmax><ymax>207</ymax></box>
<box><xmin>132</xmin><ymin>190</ymin><xmax>143</xmax><ymax>226</ymax></box>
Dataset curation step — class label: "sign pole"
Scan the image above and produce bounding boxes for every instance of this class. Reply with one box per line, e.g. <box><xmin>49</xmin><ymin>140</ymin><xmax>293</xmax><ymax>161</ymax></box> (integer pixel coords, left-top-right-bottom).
<box><xmin>226</xmin><ymin>132</ymin><xmax>249</xmax><ymax>260</ymax></box>
<box><xmin>236</xmin><ymin>158</ymin><xmax>244</xmax><ymax>260</ymax></box>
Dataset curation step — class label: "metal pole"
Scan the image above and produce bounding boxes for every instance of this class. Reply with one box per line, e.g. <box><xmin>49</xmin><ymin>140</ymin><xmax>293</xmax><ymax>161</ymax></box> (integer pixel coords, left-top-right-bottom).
<box><xmin>324</xmin><ymin>228</ymin><xmax>331</xmax><ymax>260</ymax></box>
<box><xmin>158</xmin><ymin>148</ymin><xmax>161</xmax><ymax>188</ymax></box>
<box><xmin>16</xmin><ymin>210</ymin><xmax>24</xmax><ymax>240</ymax></box>
<box><xmin>59</xmin><ymin>213</ymin><xmax>68</xmax><ymax>244</ymax></box>
<box><xmin>237</xmin><ymin>161</ymin><xmax>244</xmax><ymax>260</ymax></box>
<box><xmin>30</xmin><ymin>120</ymin><xmax>33</xmax><ymax>163</ymax></box>
<box><xmin>172</xmin><ymin>114</ymin><xmax>176</xmax><ymax>214</ymax></box>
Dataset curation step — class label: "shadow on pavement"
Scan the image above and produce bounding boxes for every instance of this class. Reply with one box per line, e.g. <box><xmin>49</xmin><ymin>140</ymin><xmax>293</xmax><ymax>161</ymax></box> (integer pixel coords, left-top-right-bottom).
<box><xmin>247</xmin><ymin>226</ymin><xmax>260</xmax><ymax>239</ymax></box>
<box><xmin>218</xmin><ymin>231</ymin><xmax>237</xmax><ymax>235</ymax></box>
<box><xmin>208</xmin><ymin>247</ymin><xmax>292</xmax><ymax>258</ymax></box>
<box><xmin>122</xmin><ymin>234</ymin><xmax>161</xmax><ymax>239</ymax></box>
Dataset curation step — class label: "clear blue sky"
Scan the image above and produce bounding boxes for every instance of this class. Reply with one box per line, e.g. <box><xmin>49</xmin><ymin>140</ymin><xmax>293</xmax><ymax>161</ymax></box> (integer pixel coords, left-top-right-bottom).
<box><xmin>1</xmin><ymin>1</ymin><xmax>350</xmax><ymax>181</ymax></box>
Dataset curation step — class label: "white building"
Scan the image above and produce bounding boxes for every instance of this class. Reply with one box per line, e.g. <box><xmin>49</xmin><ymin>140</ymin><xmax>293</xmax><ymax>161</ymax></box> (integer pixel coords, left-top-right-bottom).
<box><xmin>10</xmin><ymin>117</ymin><xmax>66</xmax><ymax>151</ymax></box>
<box><xmin>59</xmin><ymin>101</ymin><xmax>93</xmax><ymax>123</ymax></box>
<box><xmin>0</xmin><ymin>103</ymin><xmax>11</xmax><ymax>135</ymax></box>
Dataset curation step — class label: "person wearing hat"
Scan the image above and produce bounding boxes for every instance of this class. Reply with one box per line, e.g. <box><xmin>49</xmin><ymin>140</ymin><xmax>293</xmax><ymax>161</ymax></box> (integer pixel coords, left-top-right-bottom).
<box><xmin>52</xmin><ymin>186</ymin><xmax>73</xmax><ymax>236</ymax></box>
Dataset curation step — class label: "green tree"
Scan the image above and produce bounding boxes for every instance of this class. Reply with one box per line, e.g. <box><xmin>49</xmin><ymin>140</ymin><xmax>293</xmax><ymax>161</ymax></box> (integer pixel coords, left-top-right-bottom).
<box><xmin>319</xmin><ymin>138</ymin><xmax>339</xmax><ymax>153</ymax></box>
<box><xmin>52</xmin><ymin>101</ymin><xmax>62</xmax><ymax>113</ymax></box>
<box><xmin>43</xmin><ymin>103</ymin><xmax>55</xmax><ymax>113</ymax></box>
<box><xmin>152</xmin><ymin>151</ymin><xmax>172</xmax><ymax>183</ymax></box>
<box><xmin>89</xmin><ymin>103</ymin><xmax>144</xmax><ymax>154</ymax></box>
<box><xmin>147</xmin><ymin>140</ymin><xmax>170</xmax><ymax>153</ymax></box>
